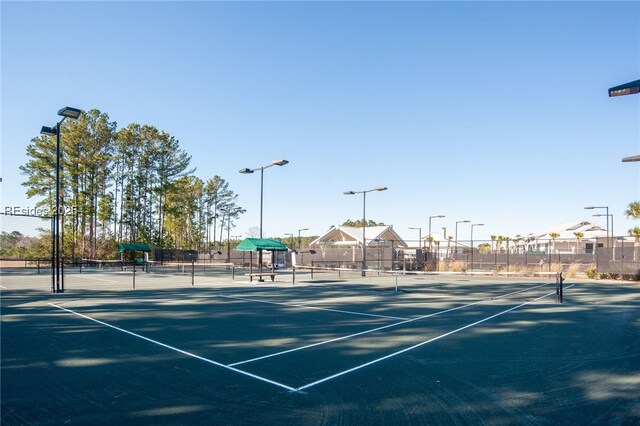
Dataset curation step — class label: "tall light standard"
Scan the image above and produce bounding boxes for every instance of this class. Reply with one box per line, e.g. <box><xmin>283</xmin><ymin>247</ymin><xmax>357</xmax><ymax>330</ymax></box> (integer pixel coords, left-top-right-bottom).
<box><xmin>343</xmin><ymin>186</ymin><xmax>387</xmax><ymax>277</ymax></box>
<box><xmin>409</xmin><ymin>226</ymin><xmax>422</xmax><ymax>269</ymax></box>
<box><xmin>284</xmin><ymin>232</ymin><xmax>294</xmax><ymax>248</ymax></box>
<box><xmin>428</xmin><ymin>215</ymin><xmax>445</xmax><ymax>254</ymax></box>
<box><xmin>593</xmin><ymin>213</ymin><xmax>614</xmax><ymax>247</ymax></box>
<box><xmin>409</xmin><ymin>227</ymin><xmax>422</xmax><ymax>249</ymax></box>
<box><xmin>608</xmin><ymin>79</ymin><xmax>640</xmax><ymax>162</ymax></box>
<box><xmin>470</xmin><ymin>223</ymin><xmax>484</xmax><ymax>272</ymax></box>
<box><xmin>239</xmin><ymin>159</ymin><xmax>289</xmax><ymax>280</ymax></box>
<box><xmin>455</xmin><ymin>220</ymin><xmax>470</xmax><ymax>255</ymax></box>
<box><xmin>585</xmin><ymin>206</ymin><xmax>610</xmax><ymax>246</ymax></box>
<box><xmin>297</xmin><ymin>227</ymin><xmax>309</xmax><ymax>251</ymax></box>
<box><xmin>41</xmin><ymin>106</ymin><xmax>82</xmax><ymax>293</ymax></box>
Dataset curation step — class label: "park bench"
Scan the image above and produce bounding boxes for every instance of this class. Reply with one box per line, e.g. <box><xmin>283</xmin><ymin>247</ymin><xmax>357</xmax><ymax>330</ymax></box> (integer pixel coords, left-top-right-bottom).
<box><xmin>248</xmin><ymin>273</ymin><xmax>277</xmax><ymax>282</ymax></box>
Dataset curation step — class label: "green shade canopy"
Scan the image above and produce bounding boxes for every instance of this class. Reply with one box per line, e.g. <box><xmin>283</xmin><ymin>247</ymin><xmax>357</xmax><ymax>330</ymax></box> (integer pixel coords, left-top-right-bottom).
<box><xmin>236</xmin><ymin>238</ymin><xmax>289</xmax><ymax>252</ymax></box>
<box><xmin>118</xmin><ymin>243</ymin><xmax>152</xmax><ymax>253</ymax></box>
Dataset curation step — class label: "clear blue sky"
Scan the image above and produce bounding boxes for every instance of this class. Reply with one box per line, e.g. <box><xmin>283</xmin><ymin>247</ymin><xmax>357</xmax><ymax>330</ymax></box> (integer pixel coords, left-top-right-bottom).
<box><xmin>2</xmin><ymin>1</ymin><xmax>639</xmax><ymax>243</ymax></box>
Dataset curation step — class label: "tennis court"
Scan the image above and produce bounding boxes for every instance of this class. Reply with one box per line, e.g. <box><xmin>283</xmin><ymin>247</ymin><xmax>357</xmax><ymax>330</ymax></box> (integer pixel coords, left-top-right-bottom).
<box><xmin>2</xmin><ymin>268</ymin><xmax>639</xmax><ymax>424</ymax></box>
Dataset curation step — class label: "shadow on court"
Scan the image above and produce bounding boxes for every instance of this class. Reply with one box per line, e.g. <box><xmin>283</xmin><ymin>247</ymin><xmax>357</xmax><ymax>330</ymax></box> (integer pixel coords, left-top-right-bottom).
<box><xmin>1</xmin><ymin>280</ymin><xmax>639</xmax><ymax>425</ymax></box>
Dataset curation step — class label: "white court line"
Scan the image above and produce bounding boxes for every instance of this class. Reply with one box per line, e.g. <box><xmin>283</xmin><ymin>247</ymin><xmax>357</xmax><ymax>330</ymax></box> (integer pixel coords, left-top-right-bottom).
<box><xmin>74</xmin><ymin>276</ymin><xmax>120</xmax><ymax>283</ymax></box>
<box><xmin>48</xmin><ymin>303</ymin><xmax>297</xmax><ymax>392</ymax></box>
<box><xmin>216</xmin><ymin>294</ymin><xmax>409</xmax><ymax>321</ymax></box>
<box><xmin>0</xmin><ymin>285</ymin><xmax>7</xmax><ymax>289</ymax></box>
<box><xmin>296</xmin><ymin>284</ymin><xmax>575</xmax><ymax>391</ymax></box>
<box><xmin>228</xmin><ymin>281</ymin><xmax>552</xmax><ymax>367</ymax></box>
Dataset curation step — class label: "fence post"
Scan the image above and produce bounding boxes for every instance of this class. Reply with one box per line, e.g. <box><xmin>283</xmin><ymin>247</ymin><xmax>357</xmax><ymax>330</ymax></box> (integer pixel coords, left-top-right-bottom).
<box><xmin>595</xmin><ymin>237</ymin><xmax>599</xmax><ymax>276</ymax></box>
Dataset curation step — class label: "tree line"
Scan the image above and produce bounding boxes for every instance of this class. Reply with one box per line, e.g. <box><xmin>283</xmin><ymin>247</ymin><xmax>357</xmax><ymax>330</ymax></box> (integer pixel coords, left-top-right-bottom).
<box><xmin>20</xmin><ymin>109</ymin><xmax>244</xmax><ymax>260</ymax></box>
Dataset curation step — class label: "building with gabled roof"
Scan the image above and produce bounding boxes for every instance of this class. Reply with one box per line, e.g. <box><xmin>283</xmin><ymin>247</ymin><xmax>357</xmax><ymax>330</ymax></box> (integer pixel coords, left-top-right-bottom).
<box><xmin>309</xmin><ymin>225</ymin><xmax>407</xmax><ymax>268</ymax></box>
<box><xmin>310</xmin><ymin>225</ymin><xmax>407</xmax><ymax>248</ymax></box>
<box><xmin>517</xmin><ymin>219</ymin><xmax>632</xmax><ymax>254</ymax></box>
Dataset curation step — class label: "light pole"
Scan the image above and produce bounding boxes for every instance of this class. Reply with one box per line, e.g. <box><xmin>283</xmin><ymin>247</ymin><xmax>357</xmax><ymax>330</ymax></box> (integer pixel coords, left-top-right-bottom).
<box><xmin>284</xmin><ymin>233</ymin><xmax>294</xmax><ymax>248</ymax></box>
<box><xmin>298</xmin><ymin>228</ymin><xmax>309</xmax><ymax>251</ymax></box>
<box><xmin>470</xmin><ymin>223</ymin><xmax>484</xmax><ymax>272</ymax></box>
<box><xmin>220</xmin><ymin>209</ymin><xmax>233</xmax><ymax>262</ymax></box>
<box><xmin>585</xmin><ymin>206</ymin><xmax>610</xmax><ymax>246</ymax></box>
<box><xmin>232</xmin><ymin>235</ymin><xmax>243</xmax><ymax>264</ymax></box>
<box><xmin>239</xmin><ymin>159</ymin><xmax>289</xmax><ymax>280</ymax></box>
<box><xmin>41</xmin><ymin>106</ymin><xmax>82</xmax><ymax>293</ymax></box>
<box><xmin>608</xmin><ymin>79</ymin><xmax>640</xmax><ymax>162</ymax></box>
<box><xmin>428</xmin><ymin>215</ymin><xmax>445</xmax><ymax>254</ymax></box>
<box><xmin>593</xmin><ymin>213</ymin><xmax>614</xmax><ymax>247</ymax></box>
<box><xmin>343</xmin><ymin>186</ymin><xmax>387</xmax><ymax>277</ymax></box>
<box><xmin>455</xmin><ymin>220</ymin><xmax>470</xmax><ymax>255</ymax></box>
<box><xmin>409</xmin><ymin>227</ymin><xmax>422</xmax><ymax>249</ymax></box>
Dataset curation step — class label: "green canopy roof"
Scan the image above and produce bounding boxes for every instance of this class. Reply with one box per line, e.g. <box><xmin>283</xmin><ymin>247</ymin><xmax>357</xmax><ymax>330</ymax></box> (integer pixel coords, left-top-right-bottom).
<box><xmin>118</xmin><ymin>243</ymin><xmax>152</xmax><ymax>253</ymax></box>
<box><xmin>236</xmin><ymin>238</ymin><xmax>289</xmax><ymax>252</ymax></box>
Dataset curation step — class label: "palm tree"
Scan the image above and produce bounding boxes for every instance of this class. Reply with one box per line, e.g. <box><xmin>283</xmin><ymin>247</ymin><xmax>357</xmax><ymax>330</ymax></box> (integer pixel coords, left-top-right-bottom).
<box><xmin>573</xmin><ymin>232</ymin><xmax>584</xmax><ymax>253</ymax></box>
<box><xmin>626</xmin><ymin>202</ymin><xmax>640</xmax><ymax>261</ymax></box>
<box><xmin>550</xmin><ymin>232</ymin><xmax>560</xmax><ymax>253</ymax></box>
<box><xmin>628</xmin><ymin>227</ymin><xmax>640</xmax><ymax>261</ymax></box>
<box><xmin>625</xmin><ymin>201</ymin><xmax>640</xmax><ymax>220</ymax></box>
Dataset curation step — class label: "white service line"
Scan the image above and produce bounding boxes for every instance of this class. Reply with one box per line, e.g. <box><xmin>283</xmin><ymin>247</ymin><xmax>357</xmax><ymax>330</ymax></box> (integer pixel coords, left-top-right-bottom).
<box><xmin>48</xmin><ymin>303</ymin><xmax>297</xmax><ymax>392</ymax></box>
<box><xmin>295</xmin><ymin>284</ymin><xmax>575</xmax><ymax>391</ymax></box>
<box><xmin>216</xmin><ymin>294</ymin><xmax>409</xmax><ymax>321</ymax></box>
<box><xmin>73</xmin><ymin>276</ymin><xmax>120</xmax><ymax>283</ymax></box>
<box><xmin>228</xmin><ymin>281</ymin><xmax>552</xmax><ymax>367</ymax></box>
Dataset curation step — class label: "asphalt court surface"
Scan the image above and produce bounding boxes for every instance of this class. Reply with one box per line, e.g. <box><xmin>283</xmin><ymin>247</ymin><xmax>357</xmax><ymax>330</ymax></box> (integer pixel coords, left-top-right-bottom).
<box><xmin>27</xmin><ymin>278</ymin><xmax>568</xmax><ymax>390</ymax></box>
<box><xmin>2</xmin><ymin>270</ymin><xmax>639</xmax><ymax>424</ymax></box>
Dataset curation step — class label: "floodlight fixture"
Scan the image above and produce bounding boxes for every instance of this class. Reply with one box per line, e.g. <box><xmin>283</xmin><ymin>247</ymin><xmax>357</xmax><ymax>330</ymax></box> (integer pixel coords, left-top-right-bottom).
<box><xmin>40</xmin><ymin>126</ymin><xmax>58</xmax><ymax>136</ymax></box>
<box><xmin>57</xmin><ymin>106</ymin><xmax>82</xmax><ymax>119</ymax></box>
<box><xmin>239</xmin><ymin>168</ymin><xmax>254</xmax><ymax>174</ymax></box>
<box><xmin>272</xmin><ymin>159</ymin><xmax>289</xmax><ymax>166</ymax></box>
<box><xmin>608</xmin><ymin>79</ymin><xmax>640</xmax><ymax>97</ymax></box>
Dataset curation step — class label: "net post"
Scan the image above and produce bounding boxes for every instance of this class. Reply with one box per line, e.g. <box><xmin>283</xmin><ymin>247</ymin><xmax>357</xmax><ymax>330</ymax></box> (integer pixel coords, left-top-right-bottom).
<box><xmin>191</xmin><ymin>260</ymin><xmax>195</xmax><ymax>286</ymax></box>
<box><xmin>292</xmin><ymin>265</ymin><xmax>296</xmax><ymax>285</ymax></box>
<box><xmin>133</xmin><ymin>263</ymin><xmax>136</xmax><ymax>290</ymax></box>
<box><xmin>555</xmin><ymin>272</ymin><xmax>564</xmax><ymax>303</ymax></box>
<box><xmin>232</xmin><ymin>264</ymin><xmax>235</xmax><ymax>280</ymax></box>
